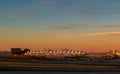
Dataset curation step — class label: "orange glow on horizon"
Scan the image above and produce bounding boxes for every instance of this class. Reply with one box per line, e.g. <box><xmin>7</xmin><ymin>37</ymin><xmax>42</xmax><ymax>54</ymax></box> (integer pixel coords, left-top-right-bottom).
<box><xmin>0</xmin><ymin>33</ymin><xmax>120</xmax><ymax>52</ymax></box>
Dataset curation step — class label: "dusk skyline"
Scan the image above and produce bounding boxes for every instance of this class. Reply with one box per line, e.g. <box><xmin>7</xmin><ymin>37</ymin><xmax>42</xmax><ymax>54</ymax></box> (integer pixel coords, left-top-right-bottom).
<box><xmin>1</xmin><ymin>0</ymin><xmax>120</xmax><ymax>52</ymax></box>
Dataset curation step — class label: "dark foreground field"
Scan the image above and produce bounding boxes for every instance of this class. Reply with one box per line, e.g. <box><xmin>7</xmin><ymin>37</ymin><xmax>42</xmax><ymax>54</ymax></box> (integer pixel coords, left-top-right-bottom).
<box><xmin>0</xmin><ymin>66</ymin><xmax>120</xmax><ymax>74</ymax></box>
<box><xmin>0</xmin><ymin>56</ymin><xmax>120</xmax><ymax>73</ymax></box>
<box><xmin>0</xmin><ymin>62</ymin><xmax>120</xmax><ymax>73</ymax></box>
<box><xmin>0</xmin><ymin>71</ymin><xmax>120</xmax><ymax>74</ymax></box>
<box><xmin>0</xmin><ymin>62</ymin><xmax>120</xmax><ymax>69</ymax></box>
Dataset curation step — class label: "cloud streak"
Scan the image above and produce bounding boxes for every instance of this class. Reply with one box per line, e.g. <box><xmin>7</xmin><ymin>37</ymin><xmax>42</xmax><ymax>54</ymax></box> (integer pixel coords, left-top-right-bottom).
<box><xmin>47</xmin><ymin>24</ymin><xmax>76</xmax><ymax>30</ymax></box>
<box><xmin>46</xmin><ymin>24</ymin><xmax>120</xmax><ymax>31</ymax></box>
<box><xmin>0</xmin><ymin>10</ymin><xmax>39</xmax><ymax>19</ymax></box>
<box><xmin>104</xmin><ymin>0</ymin><xmax>120</xmax><ymax>2</ymax></box>
<box><xmin>81</xmin><ymin>32</ymin><xmax>120</xmax><ymax>37</ymax></box>
<box><xmin>44</xmin><ymin>0</ymin><xmax>79</xmax><ymax>4</ymax></box>
<box><xmin>43</xmin><ymin>0</ymin><xmax>120</xmax><ymax>16</ymax></box>
<box><xmin>93</xmin><ymin>24</ymin><xmax>120</xmax><ymax>28</ymax></box>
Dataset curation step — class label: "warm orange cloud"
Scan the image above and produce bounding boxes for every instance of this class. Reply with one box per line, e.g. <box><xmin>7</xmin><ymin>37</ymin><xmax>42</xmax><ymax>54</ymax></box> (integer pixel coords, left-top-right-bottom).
<box><xmin>80</xmin><ymin>32</ymin><xmax>120</xmax><ymax>37</ymax></box>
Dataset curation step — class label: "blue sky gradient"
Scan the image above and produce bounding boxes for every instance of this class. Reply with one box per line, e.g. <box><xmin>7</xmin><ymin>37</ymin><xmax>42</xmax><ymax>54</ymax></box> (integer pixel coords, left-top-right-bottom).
<box><xmin>1</xmin><ymin>0</ymin><xmax>120</xmax><ymax>51</ymax></box>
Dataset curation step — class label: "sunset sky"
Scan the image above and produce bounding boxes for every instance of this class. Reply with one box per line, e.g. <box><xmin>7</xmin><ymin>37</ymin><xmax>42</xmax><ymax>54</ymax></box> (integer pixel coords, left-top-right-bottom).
<box><xmin>1</xmin><ymin>0</ymin><xmax>120</xmax><ymax>52</ymax></box>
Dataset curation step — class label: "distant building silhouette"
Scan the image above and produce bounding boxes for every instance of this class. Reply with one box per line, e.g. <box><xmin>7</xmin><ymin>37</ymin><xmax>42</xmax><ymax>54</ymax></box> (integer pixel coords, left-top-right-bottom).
<box><xmin>25</xmin><ymin>48</ymin><xmax>86</xmax><ymax>56</ymax></box>
<box><xmin>11</xmin><ymin>48</ymin><xmax>30</xmax><ymax>55</ymax></box>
